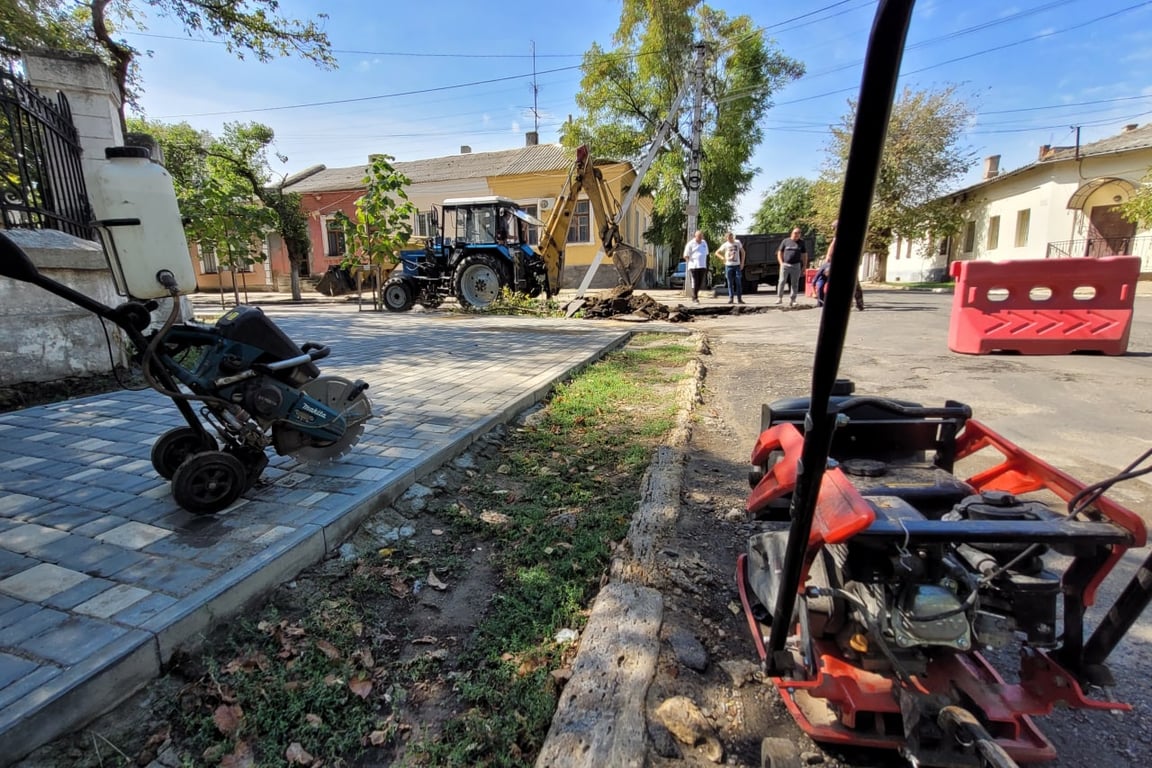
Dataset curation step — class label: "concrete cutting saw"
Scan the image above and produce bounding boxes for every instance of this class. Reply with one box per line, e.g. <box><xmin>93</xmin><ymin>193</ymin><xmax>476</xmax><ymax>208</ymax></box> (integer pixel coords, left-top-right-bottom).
<box><xmin>0</xmin><ymin>229</ymin><xmax>371</xmax><ymax>515</ymax></box>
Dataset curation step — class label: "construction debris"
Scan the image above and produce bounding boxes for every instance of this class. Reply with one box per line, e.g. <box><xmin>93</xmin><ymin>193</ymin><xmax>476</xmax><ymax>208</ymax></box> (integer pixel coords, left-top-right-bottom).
<box><xmin>567</xmin><ymin>286</ymin><xmax>692</xmax><ymax>322</ymax></box>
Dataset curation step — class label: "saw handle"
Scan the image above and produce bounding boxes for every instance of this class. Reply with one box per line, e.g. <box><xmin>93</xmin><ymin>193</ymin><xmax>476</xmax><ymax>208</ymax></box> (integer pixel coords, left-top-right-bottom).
<box><xmin>301</xmin><ymin>342</ymin><xmax>331</xmax><ymax>362</ymax></box>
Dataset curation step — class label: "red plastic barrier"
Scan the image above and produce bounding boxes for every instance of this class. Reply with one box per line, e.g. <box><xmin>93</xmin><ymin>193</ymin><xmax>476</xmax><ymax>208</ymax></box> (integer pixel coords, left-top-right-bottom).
<box><xmin>805</xmin><ymin>268</ymin><xmax>818</xmax><ymax>297</ymax></box>
<box><xmin>948</xmin><ymin>257</ymin><xmax>1140</xmax><ymax>355</ymax></box>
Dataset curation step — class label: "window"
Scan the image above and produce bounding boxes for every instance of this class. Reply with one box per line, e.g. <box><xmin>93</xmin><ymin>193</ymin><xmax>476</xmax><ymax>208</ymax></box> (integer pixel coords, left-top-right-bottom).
<box><xmin>567</xmin><ymin>199</ymin><xmax>590</xmax><ymax>243</ymax></box>
<box><xmin>1014</xmin><ymin>209</ymin><xmax>1030</xmax><ymax>247</ymax></box>
<box><xmin>987</xmin><ymin>215</ymin><xmax>1000</xmax><ymax>250</ymax></box>
<box><xmin>414</xmin><ymin>210</ymin><xmax>437</xmax><ymax>238</ymax></box>
<box><xmin>938</xmin><ymin>236</ymin><xmax>950</xmax><ymax>256</ymax></box>
<box><xmin>325</xmin><ymin>217</ymin><xmax>346</xmax><ymax>258</ymax></box>
<box><xmin>962</xmin><ymin>220</ymin><xmax>976</xmax><ymax>253</ymax></box>
<box><xmin>522</xmin><ymin>204</ymin><xmax>540</xmax><ymax>246</ymax></box>
<box><xmin>199</xmin><ymin>243</ymin><xmax>218</xmax><ymax>274</ymax></box>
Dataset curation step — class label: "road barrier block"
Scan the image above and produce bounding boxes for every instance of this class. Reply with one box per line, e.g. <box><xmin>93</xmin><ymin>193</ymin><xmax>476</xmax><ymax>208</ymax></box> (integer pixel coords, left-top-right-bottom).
<box><xmin>948</xmin><ymin>257</ymin><xmax>1140</xmax><ymax>355</ymax></box>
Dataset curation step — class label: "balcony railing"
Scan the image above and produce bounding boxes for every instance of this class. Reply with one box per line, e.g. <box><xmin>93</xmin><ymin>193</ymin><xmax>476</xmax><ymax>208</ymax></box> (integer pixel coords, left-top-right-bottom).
<box><xmin>1046</xmin><ymin>236</ymin><xmax>1152</xmax><ymax>272</ymax></box>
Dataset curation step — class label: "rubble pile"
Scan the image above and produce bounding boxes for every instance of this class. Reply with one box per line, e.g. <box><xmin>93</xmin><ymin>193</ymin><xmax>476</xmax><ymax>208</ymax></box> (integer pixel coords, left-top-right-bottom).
<box><xmin>568</xmin><ymin>286</ymin><xmax>691</xmax><ymax>323</ymax></box>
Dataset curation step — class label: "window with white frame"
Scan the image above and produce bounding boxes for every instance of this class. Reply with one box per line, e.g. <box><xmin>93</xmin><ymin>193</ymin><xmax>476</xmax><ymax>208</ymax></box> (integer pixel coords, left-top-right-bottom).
<box><xmin>324</xmin><ymin>217</ymin><xmax>346</xmax><ymax>258</ymax></box>
<box><xmin>567</xmin><ymin>200</ymin><xmax>591</xmax><ymax>243</ymax></box>
<box><xmin>414</xmin><ymin>210</ymin><xmax>437</xmax><ymax>238</ymax></box>
<box><xmin>522</xmin><ymin>204</ymin><xmax>540</xmax><ymax>246</ymax></box>
<box><xmin>199</xmin><ymin>243</ymin><xmax>218</xmax><ymax>274</ymax></box>
<box><xmin>1014</xmin><ymin>209</ymin><xmax>1030</xmax><ymax>248</ymax></box>
<box><xmin>962</xmin><ymin>221</ymin><xmax>976</xmax><ymax>253</ymax></box>
<box><xmin>987</xmin><ymin>215</ymin><xmax>1000</xmax><ymax>250</ymax></box>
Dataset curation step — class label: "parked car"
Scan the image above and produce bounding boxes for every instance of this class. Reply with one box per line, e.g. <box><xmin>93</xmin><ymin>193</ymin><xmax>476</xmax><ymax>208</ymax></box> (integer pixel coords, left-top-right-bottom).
<box><xmin>668</xmin><ymin>261</ymin><xmax>713</xmax><ymax>290</ymax></box>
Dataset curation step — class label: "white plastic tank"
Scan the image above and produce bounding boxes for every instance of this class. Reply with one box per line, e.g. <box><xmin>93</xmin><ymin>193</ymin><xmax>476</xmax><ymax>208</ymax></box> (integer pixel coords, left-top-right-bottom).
<box><xmin>89</xmin><ymin>146</ymin><xmax>197</xmax><ymax>299</ymax></box>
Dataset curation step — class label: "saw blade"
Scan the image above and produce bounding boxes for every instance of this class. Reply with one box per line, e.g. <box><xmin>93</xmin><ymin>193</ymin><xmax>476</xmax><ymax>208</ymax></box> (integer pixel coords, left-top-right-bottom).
<box><xmin>293</xmin><ymin>375</ymin><xmax>373</xmax><ymax>462</ymax></box>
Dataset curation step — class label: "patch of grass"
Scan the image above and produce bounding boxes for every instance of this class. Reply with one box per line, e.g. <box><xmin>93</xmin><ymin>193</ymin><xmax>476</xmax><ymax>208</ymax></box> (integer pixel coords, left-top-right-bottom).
<box><xmin>469</xmin><ymin>287</ymin><xmax>565</xmax><ymax>317</ymax></box>
<box><xmin>405</xmin><ymin>337</ymin><xmax>692</xmax><ymax>766</ymax></box>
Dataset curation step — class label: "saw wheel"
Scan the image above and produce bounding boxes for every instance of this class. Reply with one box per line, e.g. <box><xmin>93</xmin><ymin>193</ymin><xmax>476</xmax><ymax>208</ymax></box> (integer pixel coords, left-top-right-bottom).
<box><xmin>292</xmin><ymin>375</ymin><xmax>373</xmax><ymax>462</ymax></box>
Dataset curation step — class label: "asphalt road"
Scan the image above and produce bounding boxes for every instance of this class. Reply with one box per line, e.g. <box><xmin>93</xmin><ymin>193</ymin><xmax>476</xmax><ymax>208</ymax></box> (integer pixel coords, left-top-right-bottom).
<box><xmin>687</xmin><ymin>287</ymin><xmax>1152</xmax><ymax>766</ymax></box>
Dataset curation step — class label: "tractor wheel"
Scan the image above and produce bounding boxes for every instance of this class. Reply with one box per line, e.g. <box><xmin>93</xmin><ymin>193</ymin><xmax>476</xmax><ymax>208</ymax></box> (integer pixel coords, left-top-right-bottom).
<box><xmin>453</xmin><ymin>253</ymin><xmax>507</xmax><ymax>309</ymax></box>
<box><xmin>171</xmin><ymin>450</ymin><xmax>247</xmax><ymax>515</ymax></box>
<box><xmin>761</xmin><ymin>737</ymin><xmax>802</xmax><ymax>768</ymax></box>
<box><xmin>382</xmin><ymin>277</ymin><xmax>415</xmax><ymax>312</ymax></box>
<box><xmin>151</xmin><ymin>427</ymin><xmax>218</xmax><ymax>480</ymax></box>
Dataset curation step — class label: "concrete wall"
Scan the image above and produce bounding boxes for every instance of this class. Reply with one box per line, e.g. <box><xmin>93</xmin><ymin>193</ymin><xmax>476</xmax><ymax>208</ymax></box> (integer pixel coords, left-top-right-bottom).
<box><xmin>0</xmin><ymin>52</ymin><xmax>131</xmax><ymax>387</ymax></box>
<box><xmin>0</xmin><ymin>229</ymin><xmax>129</xmax><ymax>386</ymax></box>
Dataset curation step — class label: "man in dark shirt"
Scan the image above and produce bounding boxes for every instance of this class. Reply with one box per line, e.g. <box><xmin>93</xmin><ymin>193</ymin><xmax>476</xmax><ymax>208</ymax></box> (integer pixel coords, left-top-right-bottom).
<box><xmin>776</xmin><ymin>227</ymin><xmax>808</xmax><ymax>306</ymax></box>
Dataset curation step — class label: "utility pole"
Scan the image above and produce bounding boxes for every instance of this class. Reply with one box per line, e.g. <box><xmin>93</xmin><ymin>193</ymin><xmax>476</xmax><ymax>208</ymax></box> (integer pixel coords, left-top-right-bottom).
<box><xmin>684</xmin><ymin>42</ymin><xmax>707</xmax><ymax>240</ymax></box>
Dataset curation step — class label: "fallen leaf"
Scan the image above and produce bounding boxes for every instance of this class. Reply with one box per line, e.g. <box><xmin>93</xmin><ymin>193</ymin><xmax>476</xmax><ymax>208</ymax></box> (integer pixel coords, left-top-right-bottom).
<box><xmin>213</xmin><ymin>704</ymin><xmax>243</xmax><ymax>735</ymax></box>
<box><xmin>431</xmin><ymin>529</ymin><xmax>444</xmax><ymax>536</ymax></box>
<box><xmin>305</xmin><ymin>714</ymin><xmax>323</xmax><ymax>727</ymax></box>
<box><xmin>390</xmin><ymin>577</ymin><xmax>410</xmax><ymax>598</ymax></box>
<box><xmin>323</xmin><ymin>673</ymin><xmax>344</xmax><ymax>687</ymax></box>
<box><xmin>353</xmin><ymin>648</ymin><xmax>375</xmax><ymax>669</ymax></box>
<box><xmin>367</xmin><ymin>729</ymin><xmax>389</xmax><ymax>746</ymax></box>
<box><xmin>426</xmin><ymin>571</ymin><xmax>448</xmax><ymax>591</ymax></box>
<box><xmin>479</xmin><ymin>511</ymin><xmax>510</xmax><ymax>525</ymax></box>
<box><xmin>543</xmin><ymin>547</ymin><xmax>554</xmax><ymax>555</ymax></box>
<box><xmin>315</xmin><ymin>640</ymin><xmax>341</xmax><ymax>660</ymax></box>
<box><xmin>285</xmin><ymin>742</ymin><xmax>314</xmax><ymax>764</ymax></box>
<box><xmin>412</xmin><ymin>635</ymin><xmax>438</xmax><ymax>645</ymax></box>
<box><xmin>348</xmin><ymin>676</ymin><xmax>373</xmax><ymax>699</ymax></box>
<box><xmin>377</xmin><ymin>547</ymin><xmax>395</xmax><ymax>557</ymax></box>
<box><xmin>220</xmin><ymin>741</ymin><xmax>254</xmax><ymax>768</ymax></box>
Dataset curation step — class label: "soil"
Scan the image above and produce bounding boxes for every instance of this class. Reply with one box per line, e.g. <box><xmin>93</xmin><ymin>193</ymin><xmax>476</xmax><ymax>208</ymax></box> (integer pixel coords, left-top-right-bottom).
<box><xmin>0</xmin><ymin>370</ymin><xmax>140</xmax><ymax>414</ymax></box>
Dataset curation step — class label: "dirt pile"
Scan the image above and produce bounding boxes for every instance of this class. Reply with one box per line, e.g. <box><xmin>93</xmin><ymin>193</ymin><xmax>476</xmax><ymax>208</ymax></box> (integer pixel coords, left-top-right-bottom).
<box><xmin>567</xmin><ymin>285</ymin><xmax>692</xmax><ymax>322</ymax></box>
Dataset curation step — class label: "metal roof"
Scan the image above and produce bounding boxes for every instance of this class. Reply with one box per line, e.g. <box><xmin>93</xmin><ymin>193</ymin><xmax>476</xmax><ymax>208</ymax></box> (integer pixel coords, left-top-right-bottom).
<box><xmin>282</xmin><ymin>143</ymin><xmax>575</xmax><ymax>194</ymax></box>
<box><xmin>949</xmin><ymin>123</ymin><xmax>1152</xmax><ymax>199</ymax></box>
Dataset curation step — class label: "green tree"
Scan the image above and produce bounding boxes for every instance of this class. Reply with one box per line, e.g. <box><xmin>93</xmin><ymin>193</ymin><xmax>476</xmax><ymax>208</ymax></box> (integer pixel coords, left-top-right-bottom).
<box><xmin>751</xmin><ymin>177</ymin><xmax>816</xmax><ymax>234</ymax></box>
<box><xmin>561</xmin><ymin>0</ymin><xmax>803</xmax><ymax>251</ymax></box>
<box><xmin>334</xmin><ymin>154</ymin><xmax>416</xmax><ymax>270</ymax></box>
<box><xmin>1119</xmin><ymin>171</ymin><xmax>1152</xmax><ymax>227</ymax></box>
<box><xmin>813</xmin><ymin>85</ymin><xmax>975</xmax><ymax>278</ymax></box>
<box><xmin>131</xmin><ymin>118</ymin><xmax>315</xmax><ymax>300</ymax></box>
<box><xmin>2</xmin><ymin>1</ymin><xmax>333</xmax><ymax>124</ymax></box>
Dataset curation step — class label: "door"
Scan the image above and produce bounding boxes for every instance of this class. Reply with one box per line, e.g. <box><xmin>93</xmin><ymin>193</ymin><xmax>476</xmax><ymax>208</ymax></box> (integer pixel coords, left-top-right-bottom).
<box><xmin>1087</xmin><ymin>205</ymin><xmax>1136</xmax><ymax>257</ymax></box>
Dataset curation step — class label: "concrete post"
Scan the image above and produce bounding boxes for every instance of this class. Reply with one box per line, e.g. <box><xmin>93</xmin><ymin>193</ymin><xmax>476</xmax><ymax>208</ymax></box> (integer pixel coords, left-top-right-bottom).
<box><xmin>21</xmin><ymin>48</ymin><xmax>124</xmax><ymax>195</ymax></box>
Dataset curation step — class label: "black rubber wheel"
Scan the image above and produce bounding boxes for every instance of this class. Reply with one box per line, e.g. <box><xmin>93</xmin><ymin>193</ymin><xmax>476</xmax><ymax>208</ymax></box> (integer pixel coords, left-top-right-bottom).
<box><xmin>151</xmin><ymin>427</ymin><xmax>218</xmax><ymax>480</ymax></box>
<box><xmin>453</xmin><ymin>253</ymin><xmax>507</xmax><ymax>308</ymax></box>
<box><xmin>761</xmin><ymin>737</ymin><xmax>802</xmax><ymax>768</ymax></box>
<box><xmin>382</xmin><ymin>277</ymin><xmax>415</xmax><ymax>312</ymax></box>
<box><xmin>171</xmin><ymin>450</ymin><xmax>247</xmax><ymax>515</ymax></box>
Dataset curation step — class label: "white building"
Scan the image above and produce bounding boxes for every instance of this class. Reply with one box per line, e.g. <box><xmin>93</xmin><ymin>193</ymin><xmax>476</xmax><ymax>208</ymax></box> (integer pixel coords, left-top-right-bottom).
<box><xmin>886</xmin><ymin>122</ymin><xmax>1152</xmax><ymax>283</ymax></box>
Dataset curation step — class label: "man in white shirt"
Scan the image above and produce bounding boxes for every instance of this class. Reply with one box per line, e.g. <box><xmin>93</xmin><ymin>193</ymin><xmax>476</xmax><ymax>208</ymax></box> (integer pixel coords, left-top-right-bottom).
<box><xmin>718</xmin><ymin>232</ymin><xmax>745</xmax><ymax>304</ymax></box>
<box><xmin>681</xmin><ymin>230</ymin><xmax>710</xmax><ymax>303</ymax></box>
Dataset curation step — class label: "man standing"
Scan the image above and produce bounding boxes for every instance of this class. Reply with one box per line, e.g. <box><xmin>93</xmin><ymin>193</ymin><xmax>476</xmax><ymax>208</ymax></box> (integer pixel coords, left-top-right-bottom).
<box><xmin>682</xmin><ymin>230</ymin><xmax>710</xmax><ymax>304</ymax></box>
<box><xmin>776</xmin><ymin>227</ymin><xmax>808</xmax><ymax>306</ymax></box>
<box><xmin>718</xmin><ymin>232</ymin><xmax>745</xmax><ymax>304</ymax></box>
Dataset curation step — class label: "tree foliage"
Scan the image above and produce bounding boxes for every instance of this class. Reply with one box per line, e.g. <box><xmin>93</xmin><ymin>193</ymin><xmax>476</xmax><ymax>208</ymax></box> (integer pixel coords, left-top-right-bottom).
<box><xmin>751</xmin><ymin>177</ymin><xmax>816</xmax><ymax>234</ymax></box>
<box><xmin>561</xmin><ymin>0</ymin><xmax>803</xmax><ymax>250</ymax></box>
<box><xmin>2</xmin><ymin>1</ymin><xmax>333</xmax><ymax>119</ymax></box>
<box><xmin>334</xmin><ymin>154</ymin><xmax>416</xmax><ymax>269</ymax></box>
<box><xmin>813</xmin><ymin>85</ymin><xmax>976</xmax><ymax>273</ymax></box>
<box><xmin>1119</xmin><ymin>171</ymin><xmax>1152</xmax><ymax>227</ymax></box>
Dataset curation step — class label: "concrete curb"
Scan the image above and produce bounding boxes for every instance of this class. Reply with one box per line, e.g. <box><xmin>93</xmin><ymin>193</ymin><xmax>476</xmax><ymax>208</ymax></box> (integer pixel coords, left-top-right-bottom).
<box><xmin>536</xmin><ymin>333</ymin><xmax>707</xmax><ymax>768</ymax></box>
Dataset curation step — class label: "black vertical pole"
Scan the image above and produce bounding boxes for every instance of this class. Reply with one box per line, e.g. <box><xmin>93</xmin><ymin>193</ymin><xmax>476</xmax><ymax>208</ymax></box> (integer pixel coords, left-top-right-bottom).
<box><xmin>766</xmin><ymin>0</ymin><xmax>918</xmax><ymax>672</ymax></box>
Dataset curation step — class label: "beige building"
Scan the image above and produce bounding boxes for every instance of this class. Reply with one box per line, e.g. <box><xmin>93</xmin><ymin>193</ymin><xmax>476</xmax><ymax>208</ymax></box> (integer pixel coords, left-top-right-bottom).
<box><xmin>886</xmin><ymin>122</ymin><xmax>1152</xmax><ymax>283</ymax></box>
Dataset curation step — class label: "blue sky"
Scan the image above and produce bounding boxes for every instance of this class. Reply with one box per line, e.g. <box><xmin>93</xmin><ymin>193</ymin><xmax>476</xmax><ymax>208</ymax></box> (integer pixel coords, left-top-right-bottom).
<box><xmin>125</xmin><ymin>0</ymin><xmax>1152</xmax><ymax>229</ymax></box>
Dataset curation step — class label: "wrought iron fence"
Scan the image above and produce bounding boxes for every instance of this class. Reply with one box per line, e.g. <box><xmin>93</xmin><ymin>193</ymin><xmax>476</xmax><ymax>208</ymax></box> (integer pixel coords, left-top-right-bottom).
<box><xmin>0</xmin><ymin>48</ymin><xmax>94</xmax><ymax>239</ymax></box>
<box><xmin>1046</xmin><ymin>235</ymin><xmax>1152</xmax><ymax>269</ymax></box>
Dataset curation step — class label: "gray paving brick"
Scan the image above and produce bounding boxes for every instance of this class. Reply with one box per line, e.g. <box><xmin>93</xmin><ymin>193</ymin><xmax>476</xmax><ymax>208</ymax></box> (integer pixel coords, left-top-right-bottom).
<box><xmin>0</xmin><ymin>653</ymin><xmax>38</xmax><ymax>691</ymax></box>
<box><xmin>70</xmin><ymin>544</ymin><xmax>147</xmax><ymax>578</ymax></box>
<box><xmin>0</xmin><ymin>665</ymin><xmax>60</xmax><ymax>711</ymax></box>
<box><xmin>111</xmin><ymin>591</ymin><xmax>177</xmax><ymax>627</ymax></box>
<box><xmin>1</xmin><ymin>607</ymin><xmax>68</xmax><ymax>646</ymax></box>
<box><xmin>43</xmin><ymin>577</ymin><xmax>114</xmax><ymax>610</ymax></box>
<box><xmin>0</xmin><ymin>602</ymin><xmax>40</xmax><ymax>633</ymax></box>
<box><xmin>23</xmin><ymin>532</ymin><xmax>95</xmax><ymax>563</ymax></box>
<box><xmin>26</xmin><ymin>506</ymin><xmax>106</xmax><ymax>531</ymax></box>
<box><xmin>1</xmin><ymin>524</ymin><xmax>69</xmax><ymax>555</ymax></box>
<box><xmin>70</xmin><ymin>515</ymin><xmax>130</xmax><ymax>538</ymax></box>
<box><xmin>113</xmin><ymin>556</ymin><xmax>214</xmax><ymax>597</ymax></box>
<box><xmin>0</xmin><ymin>495</ymin><xmax>44</xmax><ymax>517</ymax></box>
<box><xmin>17</xmin><ymin>614</ymin><xmax>129</xmax><ymax>665</ymax></box>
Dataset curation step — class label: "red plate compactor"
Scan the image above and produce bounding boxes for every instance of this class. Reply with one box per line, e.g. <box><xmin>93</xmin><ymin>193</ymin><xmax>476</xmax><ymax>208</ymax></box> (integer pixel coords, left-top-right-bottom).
<box><xmin>736</xmin><ymin>3</ymin><xmax>1152</xmax><ymax>767</ymax></box>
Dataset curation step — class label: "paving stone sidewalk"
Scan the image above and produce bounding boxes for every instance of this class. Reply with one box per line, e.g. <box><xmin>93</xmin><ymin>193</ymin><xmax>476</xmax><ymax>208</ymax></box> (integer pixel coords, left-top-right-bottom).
<box><xmin>0</xmin><ymin>306</ymin><xmax>635</xmax><ymax>765</ymax></box>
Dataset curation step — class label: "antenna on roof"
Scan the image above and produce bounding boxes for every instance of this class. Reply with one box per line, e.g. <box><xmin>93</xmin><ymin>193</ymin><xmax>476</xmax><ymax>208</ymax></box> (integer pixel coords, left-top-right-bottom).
<box><xmin>530</xmin><ymin>40</ymin><xmax>540</xmax><ymax>134</ymax></box>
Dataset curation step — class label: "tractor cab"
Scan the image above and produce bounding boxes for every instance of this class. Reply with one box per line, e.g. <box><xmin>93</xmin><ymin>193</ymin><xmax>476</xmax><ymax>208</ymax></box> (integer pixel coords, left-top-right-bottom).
<box><xmin>437</xmin><ymin>197</ymin><xmax>544</xmax><ymax>250</ymax></box>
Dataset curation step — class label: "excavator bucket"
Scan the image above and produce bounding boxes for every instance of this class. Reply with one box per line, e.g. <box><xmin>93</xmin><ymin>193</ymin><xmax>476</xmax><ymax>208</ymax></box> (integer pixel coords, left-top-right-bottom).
<box><xmin>610</xmin><ymin>244</ymin><xmax>646</xmax><ymax>288</ymax></box>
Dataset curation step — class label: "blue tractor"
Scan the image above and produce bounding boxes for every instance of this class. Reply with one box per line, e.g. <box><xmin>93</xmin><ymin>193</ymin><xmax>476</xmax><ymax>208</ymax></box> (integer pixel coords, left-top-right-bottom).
<box><xmin>380</xmin><ymin>196</ymin><xmax>554</xmax><ymax>311</ymax></box>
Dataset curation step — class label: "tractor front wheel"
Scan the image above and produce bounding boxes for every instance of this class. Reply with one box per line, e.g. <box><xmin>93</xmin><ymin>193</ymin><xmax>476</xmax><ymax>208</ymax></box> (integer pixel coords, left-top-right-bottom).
<box><xmin>382</xmin><ymin>277</ymin><xmax>415</xmax><ymax>312</ymax></box>
<box><xmin>453</xmin><ymin>253</ymin><xmax>507</xmax><ymax>309</ymax></box>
